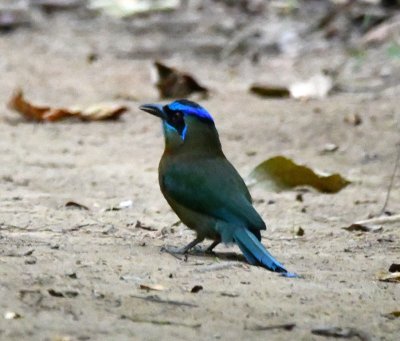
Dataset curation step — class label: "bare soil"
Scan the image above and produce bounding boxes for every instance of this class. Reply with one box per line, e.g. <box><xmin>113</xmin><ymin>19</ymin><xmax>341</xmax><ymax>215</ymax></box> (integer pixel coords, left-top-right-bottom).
<box><xmin>0</xmin><ymin>6</ymin><xmax>399</xmax><ymax>341</ymax></box>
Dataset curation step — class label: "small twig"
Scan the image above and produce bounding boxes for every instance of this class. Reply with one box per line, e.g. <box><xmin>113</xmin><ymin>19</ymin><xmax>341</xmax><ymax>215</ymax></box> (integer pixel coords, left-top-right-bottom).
<box><xmin>194</xmin><ymin>261</ymin><xmax>240</xmax><ymax>273</ymax></box>
<box><xmin>311</xmin><ymin>326</ymin><xmax>371</xmax><ymax>341</ymax></box>
<box><xmin>0</xmin><ymin>223</ymin><xmax>27</xmax><ymax>231</ymax></box>
<box><xmin>160</xmin><ymin>247</ymin><xmax>184</xmax><ymax>261</ymax></box>
<box><xmin>355</xmin><ymin>214</ymin><xmax>400</xmax><ymax>226</ymax></box>
<box><xmin>379</xmin><ymin>142</ymin><xmax>400</xmax><ymax>215</ymax></box>
<box><xmin>245</xmin><ymin>323</ymin><xmax>296</xmax><ymax>331</ymax></box>
<box><xmin>263</xmin><ymin>236</ymin><xmax>299</xmax><ymax>241</ymax></box>
<box><xmin>135</xmin><ymin>221</ymin><xmax>158</xmax><ymax>231</ymax></box>
<box><xmin>130</xmin><ymin>294</ymin><xmax>198</xmax><ymax>308</ymax></box>
<box><xmin>121</xmin><ymin>315</ymin><xmax>201</xmax><ymax>328</ymax></box>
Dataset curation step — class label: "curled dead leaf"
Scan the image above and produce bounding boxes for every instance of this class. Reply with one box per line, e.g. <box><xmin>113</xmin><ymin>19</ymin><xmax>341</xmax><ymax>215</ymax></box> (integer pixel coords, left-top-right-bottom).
<box><xmin>48</xmin><ymin>289</ymin><xmax>79</xmax><ymax>298</ymax></box>
<box><xmin>153</xmin><ymin>62</ymin><xmax>208</xmax><ymax>99</ymax></box>
<box><xmin>344</xmin><ymin>113</ymin><xmax>362</xmax><ymax>126</ymax></box>
<box><xmin>139</xmin><ymin>284</ymin><xmax>165</xmax><ymax>291</ymax></box>
<box><xmin>33</xmin><ymin>0</ymin><xmax>84</xmax><ymax>11</ymax></box>
<box><xmin>65</xmin><ymin>201</ymin><xmax>89</xmax><ymax>210</ymax></box>
<box><xmin>385</xmin><ymin>311</ymin><xmax>400</xmax><ymax>319</ymax></box>
<box><xmin>4</xmin><ymin>311</ymin><xmax>21</xmax><ymax>320</ymax></box>
<box><xmin>8</xmin><ymin>89</ymin><xmax>127</xmax><ymax>122</ymax></box>
<box><xmin>311</xmin><ymin>326</ymin><xmax>370</xmax><ymax>340</ymax></box>
<box><xmin>190</xmin><ymin>285</ymin><xmax>203</xmax><ymax>293</ymax></box>
<box><xmin>69</xmin><ymin>103</ymin><xmax>127</xmax><ymax>121</ymax></box>
<box><xmin>320</xmin><ymin>143</ymin><xmax>339</xmax><ymax>154</ymax></box>
<box><xmin>249</xmin><ymin>84</ymin><xmax>290</xmax><ymax>98</ymax></box>
<box><xmin>389</xmin><ymin>264</ymin><xmax>400</xmax><ymax>273</ymax></box>
<box><xmin>247</xmin><ymin>156</ymin><xmax>350</xmax><ymax>193</ymax></box>
<box><xmin>378</xmin><ymin>272</ymin><xmax>400</xmax><ymax>283</ymax></box>
<box><xmin>294</xmin><ymin>226</ymin><xmax>305</xmax><ymax>236</ymax></box>
<box><xmin>343</xmin><ymin>223</ymin><xmax>382</xmax><ymax>233</ymax></box>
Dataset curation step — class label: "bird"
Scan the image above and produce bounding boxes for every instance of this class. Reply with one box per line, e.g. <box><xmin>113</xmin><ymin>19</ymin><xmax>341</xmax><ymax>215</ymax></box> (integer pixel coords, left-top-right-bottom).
<box><xmin>139</xmin><ymin>99</ymin><xmax>297</xmax><ymax>277</ymax></box>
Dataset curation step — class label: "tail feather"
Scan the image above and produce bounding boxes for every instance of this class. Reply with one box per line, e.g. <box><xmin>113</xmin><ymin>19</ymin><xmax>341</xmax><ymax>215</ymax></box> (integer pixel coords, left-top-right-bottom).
<box><xmin>233</xmin><ymin>228</ymin><xmax>296</xmax><ymax>277</ymax></box>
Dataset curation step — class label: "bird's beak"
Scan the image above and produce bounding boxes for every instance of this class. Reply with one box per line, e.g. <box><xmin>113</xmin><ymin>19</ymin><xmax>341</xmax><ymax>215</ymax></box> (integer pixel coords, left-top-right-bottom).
<box><xmin>139</xmin><ymin>104</ymin><xmax>167</xmax><ymax>120</ymax></box>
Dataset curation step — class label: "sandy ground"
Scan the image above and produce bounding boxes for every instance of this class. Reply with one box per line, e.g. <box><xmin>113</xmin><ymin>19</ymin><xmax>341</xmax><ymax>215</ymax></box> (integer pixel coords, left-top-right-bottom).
<box><xmin>0</xmin><ymin>7</ymin><xmax>400</xmax><ymax>341</ymax></box>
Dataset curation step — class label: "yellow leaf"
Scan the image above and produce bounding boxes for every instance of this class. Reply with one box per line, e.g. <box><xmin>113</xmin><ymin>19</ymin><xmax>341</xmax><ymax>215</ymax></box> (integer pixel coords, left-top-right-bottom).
<box><xmin>248</xmin><ymin>156</ymin><xmax>350</xmax><ymax>193</ymax></box>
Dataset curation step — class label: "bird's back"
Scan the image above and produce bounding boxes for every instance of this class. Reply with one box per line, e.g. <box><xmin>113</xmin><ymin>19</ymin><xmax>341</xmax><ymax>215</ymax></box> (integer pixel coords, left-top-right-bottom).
<box><xmin>159</xmin><ymin>146</ymin><xmax>266</xmax><ymax>241</ymax></box>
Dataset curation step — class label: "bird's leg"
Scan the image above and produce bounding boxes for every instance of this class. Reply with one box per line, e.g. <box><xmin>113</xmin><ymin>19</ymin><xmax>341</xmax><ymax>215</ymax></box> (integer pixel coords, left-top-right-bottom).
<box><xmin>179</xmin><ymin>237</ymin><xmax>204</xmax><ymax>253</ymax></box>
<box><xmin>162</xmin><ymin>237</ymin><xmax>204</xmax><ymax>255</ymax></box>
<box><xmin>205</xmin><ymin>240</ymin><xmax>220</xmax><ymax>254</ymax></box>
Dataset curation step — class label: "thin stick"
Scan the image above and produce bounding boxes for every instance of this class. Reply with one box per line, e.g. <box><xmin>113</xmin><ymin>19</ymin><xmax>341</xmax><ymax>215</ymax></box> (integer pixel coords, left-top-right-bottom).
<box><xmin>121</xmin><ymin>315</ymin><xmax>201</xmax><ymax>328</ymax></box>
<box><xmin>355</xmin><ymin>214</ymin><xmax>400</xmax><ymax>226</ymax></box>
<box><xmin>245</xmin><ymin>323</ymin><xmax>296</xmax><ymax>331</ymax></box>
<box><xmin>380</xmin><ymin>142</ymin><xmax>400</xmax><ymax>215</ymax></box>
<box><xmin>130</xmin><ymin>294</ymin><xmax>198</xmax><ymax>308</ymax></box>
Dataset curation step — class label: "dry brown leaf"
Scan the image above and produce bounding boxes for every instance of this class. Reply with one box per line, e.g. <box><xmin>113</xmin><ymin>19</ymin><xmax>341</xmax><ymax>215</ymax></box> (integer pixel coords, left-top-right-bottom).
<box><xmin>378</xmin><ymin>272</ymin><xmax>400</xmax><ymax>283</ymax></box>
<box><xmin>343</xmin><ymin>223</ymin><xmax>382</xmax><ymax>233</ymax></box>
<box><xmin>33</xmin><ymin>0</ymin><xmax>84</xmax><ymax>11</ymax></box>
<box><xmin>320</xmin><ymin>143</ymin><xmax>339</xmax><ymax>154</ymax></box>
<box><xmin>69</xmin><ymin>103</ymin><xmax>127</xmax><ymax>121</ymax></box>
<box><xmin>65</xmin><ymin>201</ymin><xmax>89</xmax><ymax>210</ymax></box>
<box><xmin>153</xmin><ymin>61</ymin><xmax>208</xmax><ymax>99</ymax></box>
<box><xmin>344</xmin><ymin>113</ymin><xmax>362</xmax><ymax>126</ymax></box>
<box><xmin>190</xmin><ymin>285</ymin><xmax>203</xmax><ymax>293</ymax></box>
<box><xmin>385</xmin><ymin>311</ymin><xmax>400</xmax><ymax>319</ymax></box>
<box><xmin>8</xmin><ymin>89</ymin><xmax>127</xmax><ymax>122</ymax></box>
<box><xmin>311</xmin><ymin>326</ymin><xmax>370</xmax><ymax>340</ymax></box>
<box><xmin>139</xmin><ymin>284</ymin><xmax>165</xmax><ymax>291</ymax></box>
<box><xmin>389</xmin><ymin>264</ymin><xmax>400</xmax><ymax>273</ymax></box>
<box><xmin>294</xmin><ymin>226</ymin><xmax>305</xmax><ymax>236</ymax></box>
<box><xmin>249</xmin><ymin>84</ymin><xmax>290</xmax><ymax>98</ymax></box>
<box><xmin>4</xmin><ymin>311</ymin><xmax>21</xmax><ymax>320</ymax></box>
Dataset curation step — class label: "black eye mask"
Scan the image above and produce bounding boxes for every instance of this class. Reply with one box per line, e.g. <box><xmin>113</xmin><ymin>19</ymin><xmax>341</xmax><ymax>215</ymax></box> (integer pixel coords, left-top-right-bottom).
<box><xmin>163</xmin><ymin>105</ymin><xmax>186</xmax><ymax>136</ymax></box>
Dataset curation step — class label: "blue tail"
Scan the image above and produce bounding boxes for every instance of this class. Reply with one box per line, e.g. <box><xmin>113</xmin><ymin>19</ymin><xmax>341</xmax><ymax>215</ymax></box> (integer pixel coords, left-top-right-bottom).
<box><xmin>233</xmin><ymin>228</ymin><xmax>297</xmax><ymax>278</ymax></box>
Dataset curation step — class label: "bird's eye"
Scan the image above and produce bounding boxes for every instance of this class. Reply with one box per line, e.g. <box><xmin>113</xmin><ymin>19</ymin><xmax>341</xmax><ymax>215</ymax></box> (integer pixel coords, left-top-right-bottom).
<box><xmin>167</xmin><ymin>110</ymin><xmax>185</xmax><ymax>136</ymax></box>
<box><xmin>170</xmin><ymin>111</ymin><xmax>183</xmax><ymax>124</ymax></box>
<box><xmin>173</xmin><ymin>111</ymin><xmax>182</xmax><ymax>120</ymax></box>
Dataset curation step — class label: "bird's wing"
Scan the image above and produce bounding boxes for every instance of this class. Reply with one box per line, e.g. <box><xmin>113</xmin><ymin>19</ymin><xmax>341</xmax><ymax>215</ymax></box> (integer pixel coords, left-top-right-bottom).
<box><xmin>160</xmin><ymin>156</ymin><xmax>266</xmax><ymax>231</ymax></box>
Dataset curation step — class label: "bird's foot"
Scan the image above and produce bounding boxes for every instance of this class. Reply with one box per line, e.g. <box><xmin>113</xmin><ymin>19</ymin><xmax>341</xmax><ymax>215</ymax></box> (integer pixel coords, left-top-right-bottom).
<box><xmin>204</xmin><ymin>240</ymin><xmax>220</xmax><ymax>254</ymax></box>
<box><xmin>161</xmin><ymin>237</ymin><xmax>205</xmax><ymax>256</ymax></box>
<box><xmin>204</xmin><ymin>248</ymin><xmax>216</xmax><ymax>255</ymax></box>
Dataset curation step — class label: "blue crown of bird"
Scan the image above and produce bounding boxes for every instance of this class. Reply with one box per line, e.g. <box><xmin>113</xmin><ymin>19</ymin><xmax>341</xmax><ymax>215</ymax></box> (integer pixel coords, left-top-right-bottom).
<box><xmin>139</xmin><ymin>99</ymin><xmax>297</xmax><ymax>277</ymax></box>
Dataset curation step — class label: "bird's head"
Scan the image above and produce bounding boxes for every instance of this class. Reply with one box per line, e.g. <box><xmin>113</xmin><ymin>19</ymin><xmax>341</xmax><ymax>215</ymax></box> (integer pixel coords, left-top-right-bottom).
<box><xmin>140</xmin><ymin>99</ymin><xmax>219</xmax><ymax>151</ymax></box>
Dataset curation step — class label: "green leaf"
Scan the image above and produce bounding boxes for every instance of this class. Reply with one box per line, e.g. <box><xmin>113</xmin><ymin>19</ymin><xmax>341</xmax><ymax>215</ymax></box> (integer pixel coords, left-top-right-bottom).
<box><xmin>248</xmin><ymin>156</ymin><xmax>350</xmax><ymax>193</ymax></box>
